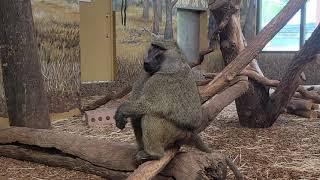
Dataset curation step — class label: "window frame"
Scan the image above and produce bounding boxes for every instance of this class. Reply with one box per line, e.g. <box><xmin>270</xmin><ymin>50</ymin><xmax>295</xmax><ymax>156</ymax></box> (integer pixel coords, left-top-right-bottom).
<box><xmin>256</xmin><ymin>0</ymin><xmax>307</xmax><ymax>52</ymax></box>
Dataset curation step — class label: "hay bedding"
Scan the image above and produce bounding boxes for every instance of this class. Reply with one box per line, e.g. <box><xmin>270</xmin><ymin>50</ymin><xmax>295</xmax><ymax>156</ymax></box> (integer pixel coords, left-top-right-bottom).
<box><xmin>1</xmin><ymin>100</ymin><xmax>320</xmax><ymax>179</ymax></box>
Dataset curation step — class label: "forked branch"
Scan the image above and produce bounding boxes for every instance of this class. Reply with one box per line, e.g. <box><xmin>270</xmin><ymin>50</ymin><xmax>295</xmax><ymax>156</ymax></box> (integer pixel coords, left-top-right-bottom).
<box><xmin>201</xmin><ymin>0</ymin><xmax>306</xmax><ymax>98</ymax></box>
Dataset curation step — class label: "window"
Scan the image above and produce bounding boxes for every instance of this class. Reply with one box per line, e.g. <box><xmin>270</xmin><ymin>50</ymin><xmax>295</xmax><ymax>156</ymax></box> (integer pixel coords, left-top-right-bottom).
<box><xmin>305</xmin><ymin>0</ymin><xmax>319</xmax><ymax>41</ymax></box>
<box><xmin>257</xmin><ymin>0</ymin><xmax>320</xmax><ymax>51</ymax></box>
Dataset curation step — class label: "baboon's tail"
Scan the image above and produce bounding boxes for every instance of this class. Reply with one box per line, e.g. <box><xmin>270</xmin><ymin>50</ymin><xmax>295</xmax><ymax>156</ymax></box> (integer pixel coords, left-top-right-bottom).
<box><xmin>177</xmin><ymin>133</ymin><xmax>211</xmax><ymax>153</ymax></box>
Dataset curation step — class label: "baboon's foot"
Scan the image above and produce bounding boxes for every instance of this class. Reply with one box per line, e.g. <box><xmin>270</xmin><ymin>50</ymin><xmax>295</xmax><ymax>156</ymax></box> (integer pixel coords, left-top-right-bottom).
<box><xmin>135</xmin><ymin>150</ymin><xmax>162</xmax><ymax>165</ymax></box>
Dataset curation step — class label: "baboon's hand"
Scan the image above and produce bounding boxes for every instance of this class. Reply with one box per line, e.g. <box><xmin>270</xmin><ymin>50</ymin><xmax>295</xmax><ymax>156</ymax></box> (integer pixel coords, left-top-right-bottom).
<box><xmin>114</xmin><ymin>109</ymin><xmax>127</xmax><ymax>130</ymax></box>
<box><xmin>114</xmin><ymin>103</ymin><xmax>131</xmax><ymax>129</ymax></box>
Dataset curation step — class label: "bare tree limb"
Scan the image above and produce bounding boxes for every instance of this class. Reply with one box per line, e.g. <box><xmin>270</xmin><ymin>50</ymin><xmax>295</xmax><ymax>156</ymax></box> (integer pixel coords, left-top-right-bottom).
<box><xmin>81</xmin><ymin>86</ymin><xmax>132</xmax><ymax>112</ymax></box>
<box><xmin>240</xmin><ymin>70</ymin><xmax>279</xmax><ymax>87</ymax></box>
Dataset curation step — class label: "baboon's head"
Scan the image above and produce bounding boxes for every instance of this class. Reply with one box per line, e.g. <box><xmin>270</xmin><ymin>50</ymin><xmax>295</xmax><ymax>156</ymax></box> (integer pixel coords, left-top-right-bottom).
<box><xmin>143</xmin><ymin>42</ymin><xmax>167</xmax><ymax>75</ymax></box>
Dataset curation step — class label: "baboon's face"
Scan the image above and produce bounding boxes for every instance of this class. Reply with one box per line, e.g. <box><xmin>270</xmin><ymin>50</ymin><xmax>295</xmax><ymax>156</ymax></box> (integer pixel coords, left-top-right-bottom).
<box><xmin>144</xmin><ymin>44</ymin><xmax>166</xmax><ymax>75</ymax></box>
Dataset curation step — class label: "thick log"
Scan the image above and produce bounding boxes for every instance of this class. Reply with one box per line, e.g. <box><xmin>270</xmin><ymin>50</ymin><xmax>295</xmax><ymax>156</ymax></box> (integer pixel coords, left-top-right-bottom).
<box><xmin>0</xmin><ymin>127</ymin><xmax>228</xmax><ymax>180</ymax></box>
<box><xmin>296</xmin><ymin>87</ymin><xmax>320</xmax><ymax>104</ymax></box>
<box><xmin>287</xmin><ymin>99</ymin><xmax>314</xmax><ymax>111</ymax></box>
<box><xmin>0</xmin><ymin>145</ymin><xmax>131</xmax><ymax>179</ymax></box>
<box><xmin>287</xmin><ymin>110</ymin><xmax>318</xmax><ymax>119</ymax></box>
<box><xmin>202</xmin><ymin>0</ymin><xmax>306</xmax><ymax>98</ymax></box>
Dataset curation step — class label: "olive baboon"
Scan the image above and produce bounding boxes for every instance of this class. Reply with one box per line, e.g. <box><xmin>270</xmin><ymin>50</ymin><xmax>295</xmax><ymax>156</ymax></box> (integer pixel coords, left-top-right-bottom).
<box><xmin>114</xmin><ymin>40</ymin><xmax>210</xmax><ymax>162</ymax></box>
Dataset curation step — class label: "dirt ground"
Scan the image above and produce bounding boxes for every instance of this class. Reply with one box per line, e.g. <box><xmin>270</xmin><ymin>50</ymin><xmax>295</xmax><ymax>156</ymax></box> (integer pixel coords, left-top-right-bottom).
<box><xmin>1</xmin><ymin>98</ymin><xmax>320</xmax><ymax>180</ymax></box>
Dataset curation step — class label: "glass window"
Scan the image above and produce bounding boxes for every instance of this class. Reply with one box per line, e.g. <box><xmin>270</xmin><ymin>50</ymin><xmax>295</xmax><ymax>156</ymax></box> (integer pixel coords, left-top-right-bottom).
<box><xmin>305</xmin><ymin>0</ymin><xmax>320</xmax><ymax>41</ymax></box>
<box><xmin>259</xmin><ymin>0</ymin><xmax>301</xmax><ymax>51</ymax></box>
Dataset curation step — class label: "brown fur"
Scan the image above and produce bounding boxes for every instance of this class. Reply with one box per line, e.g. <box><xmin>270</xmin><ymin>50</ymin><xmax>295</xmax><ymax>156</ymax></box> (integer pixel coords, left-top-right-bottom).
<box><xmin>114</xmin><ymin>40</ymin><xmax>209</xmax><ymax>162</ymax></box>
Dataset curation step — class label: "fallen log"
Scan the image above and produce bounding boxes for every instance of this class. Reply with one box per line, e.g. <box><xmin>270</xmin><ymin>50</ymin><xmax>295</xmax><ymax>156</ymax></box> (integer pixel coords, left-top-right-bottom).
<box><xmin>287</xmin><ymin>110</ymin><xmax>318</xmax><ymax>119</ymax></box>
<box><xmin>305</xmin><ymin>85</ymin><xmax>320</xmax><ymax>91</ymax></box>
<box><xmin>0</xmin><ymin>127</ymin><xmax>228</xmax><ymax>180</ymax></box>
<box><xmin>296</xmin><ymin>87</ymin><xmax>320</xmax><ymax>104</ymax></box>
<box><xmin>287</xmin><ymin>99</ymin><xmax>314</xmax><ymax>111</ymax></box>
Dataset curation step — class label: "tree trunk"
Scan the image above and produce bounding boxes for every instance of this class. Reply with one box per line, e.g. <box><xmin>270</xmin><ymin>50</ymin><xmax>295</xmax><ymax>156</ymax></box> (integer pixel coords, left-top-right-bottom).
<box><xmin>212</xmin><ymin>1</ymin><xmax>270</xmax><ymax>128</ymax></box>
<box><xmin>152</xmin><ymin>0</ymin><xmax>160</xmax><ymax>34</ymax></box>
<box><xmin>124</xmin><ymin>0</ymin><xmax>127</xmax><ymax>26</ymax></box>
<box><xmin>0</xmin><ymin>127</ymin><xmax>228</xmax><ymax>180</ymax></box>
<box><xmin>121</xmin><ymin>0</ymin><xmax>128</xmax><ymax>26</ymax></box>
<box><xmin>206</xmin><ymin>0</ymin><xmax>306</xmax><ymax>128</ymax></box>
<box><xmin>242</xmin><ymin>0</ymin><xmax>257</xmax><ymax>42</ymax></box>
<box><xmin>164</xmin><ymin>0</ymin><xmax>177</xmax><ymax>40</ymax></box>
<box><xmin>0</xmin><ymin>0</ymin><xmax>50</xmax><ymax>129</ymax></box>
<box><xmin>142</xmin><ymin>0</ymin><xmax>149</xmax><ymax>21</ymax></box>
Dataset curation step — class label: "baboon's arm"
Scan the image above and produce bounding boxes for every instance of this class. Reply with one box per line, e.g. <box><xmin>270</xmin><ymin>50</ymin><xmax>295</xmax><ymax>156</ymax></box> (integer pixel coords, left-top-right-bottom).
<box><xmin>114</xmin><ymin>97</ymin><xmax>150</xmax><ymax>129</ymax></box>
<box><xmin>116</xmin><ymin>96</ymin><xmax>151</xmax><ymax>118</ymax></box>
<box><xmin>117</xmin><ymin>92</ymin><xmax>171</xmax><ymax>119</ymax></box>
<box><xmin>130</xmin><ymin>71</ymin><xmax>150</xmax><ymax>100</ymax></box>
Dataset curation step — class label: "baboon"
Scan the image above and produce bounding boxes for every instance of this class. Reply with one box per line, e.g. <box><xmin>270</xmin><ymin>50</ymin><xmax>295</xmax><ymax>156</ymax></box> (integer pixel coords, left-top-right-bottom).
<box><xmin>114</xmin><ymin>40</ymin><xmax>210</xmax><ymax>162</ymax></box>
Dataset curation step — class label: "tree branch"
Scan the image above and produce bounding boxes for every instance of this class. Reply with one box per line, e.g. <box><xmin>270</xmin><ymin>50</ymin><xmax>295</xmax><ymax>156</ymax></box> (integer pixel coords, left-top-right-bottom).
<box><xmin>267</xmin><ymin>24</ymin><xmax>320</xmax><ymax>124</ymax></box>
<box><xmin>196</xmin><ymin>78</ymin><xmax>249</xmax><ymax>133</ymax></box>
<box><xmin>170</xmin><ymin>0</ymin><xmax>178</xmax><ymax>9</ymax></box>
<box><xmin>81</xmin><ymin>86</ymin><xmax>132</xmax><ymax>112</ymax></box>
